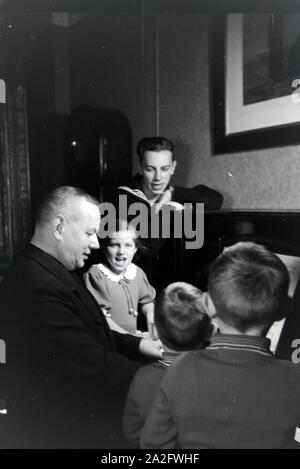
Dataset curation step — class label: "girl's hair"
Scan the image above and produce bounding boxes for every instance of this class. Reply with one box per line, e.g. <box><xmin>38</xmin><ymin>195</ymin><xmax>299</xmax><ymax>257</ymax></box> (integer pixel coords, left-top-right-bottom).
<box><xmin>100</xmin><ymin>219</ymin><xmax>145</xmax><ymax>256</ymax></box>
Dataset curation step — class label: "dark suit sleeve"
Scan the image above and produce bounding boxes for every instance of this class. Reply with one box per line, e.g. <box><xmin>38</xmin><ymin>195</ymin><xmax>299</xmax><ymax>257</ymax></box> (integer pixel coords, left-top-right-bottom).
<box><xmin>38</xmin><ymin>291</ymin><xmax>140</xmax><ymax>388</ymax></box>
<box><xmin>112</xmin><ymin>330</ymin><xmax>142</xmax><ymax>360</ymax></box>
<box><xmin>0</xmin><ymin>255</ymin><xmax>143</xmax><ymax>447</ymax></box>
<box><xmin>2</xmin><ymin>276</ymin><xmax>141</xmax><ymax>392</ymax></box>
<box><xmin>173</xmin><ymin>184</ymin><xmax>223</xmax><ymax>209</ymax></box>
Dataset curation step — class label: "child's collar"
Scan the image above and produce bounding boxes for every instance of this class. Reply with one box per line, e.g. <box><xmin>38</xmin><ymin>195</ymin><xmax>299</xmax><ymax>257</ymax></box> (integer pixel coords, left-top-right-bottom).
<box><xmin>95</xmin><ymin>262</ymin><xmax>137</xmax><ymax>283</ymax></box>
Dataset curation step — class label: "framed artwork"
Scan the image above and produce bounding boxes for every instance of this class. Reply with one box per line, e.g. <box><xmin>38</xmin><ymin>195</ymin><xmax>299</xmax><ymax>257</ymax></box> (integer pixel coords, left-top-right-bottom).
<box><xmin>211</xmin><ymin>13</ymin><xmax>300</xmax><ymax>154</ymax></box>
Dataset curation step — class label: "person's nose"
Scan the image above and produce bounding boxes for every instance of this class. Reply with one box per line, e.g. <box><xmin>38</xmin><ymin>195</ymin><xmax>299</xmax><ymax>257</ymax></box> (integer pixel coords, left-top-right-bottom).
<box><xmin>154</xmin><ymin>169</ymin><xmax>161</xmax><ymax>181</ymax></box>
<box><xmin>117</xmin><ymin>244</ymin><xmax>125</xmax><ymax>255</ymax></box>
<box><xmin>90</xmin><ymin>234</ymin><xmax>99</xmax><ymax>250</ymax></box>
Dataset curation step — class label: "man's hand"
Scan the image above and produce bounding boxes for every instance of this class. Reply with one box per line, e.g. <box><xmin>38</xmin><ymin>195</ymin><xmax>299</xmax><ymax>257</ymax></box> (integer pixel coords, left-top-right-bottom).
<box><xmin>139</xmin><ymin>338</ymin><xmax>163</xmax><ymax>359</ymax></box>
<box><xmin>153</xmin><ymin>189</ymin><xmax>173</xmax><ymax>214</ymax></box>
<box><xmin>153</xmin><ymin>189</ymin><xmax>184</xmax><ymax>214</ymax></box>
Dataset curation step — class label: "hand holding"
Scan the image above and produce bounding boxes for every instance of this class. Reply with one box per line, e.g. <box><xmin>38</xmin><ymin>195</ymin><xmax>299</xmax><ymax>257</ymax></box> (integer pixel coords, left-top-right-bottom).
<box><xmin>153</xmin><ymin>189</ymin><xmax>173</xmax><ymax>214</ymax></box>
<box><xmin>139</xmin><ymin>338</ymin><xmax>163</xmax><ymax>359</ymax></box>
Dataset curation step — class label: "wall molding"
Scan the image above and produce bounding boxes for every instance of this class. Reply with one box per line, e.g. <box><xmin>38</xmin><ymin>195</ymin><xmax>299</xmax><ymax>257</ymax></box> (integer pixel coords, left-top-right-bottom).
<box><xmin>0</xmin><ymin>72</ymin><xmax>31</xmax><ymax>275</ymax></box>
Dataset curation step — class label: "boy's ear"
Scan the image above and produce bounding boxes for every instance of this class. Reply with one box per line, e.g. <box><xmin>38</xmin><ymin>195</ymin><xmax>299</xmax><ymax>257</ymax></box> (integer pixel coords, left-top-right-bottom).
<box><xmin>171</xmin><ymin>160</ymin><xmax>177</xmax><ymax>175</ymax></box>
<box><xmin>138</xmin><ymin>160</ymin><xmax>143</xmax><ymax>175</ymax></box>
<box><xmin>202</xmin><ymin>292</ymin><xmax>217</xmax><ymax>319</ymax></box>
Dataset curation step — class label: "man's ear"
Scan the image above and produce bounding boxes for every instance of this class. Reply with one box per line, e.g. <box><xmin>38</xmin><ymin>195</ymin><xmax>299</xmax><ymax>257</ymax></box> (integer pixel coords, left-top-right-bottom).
<box><xmin>53</xmin><ymin>214</ymin><xmax>66</xmax><ymax>240</ymax></box>
<box><xmin>202</xmin><ymin>291</ymin><xmax>217</xmax><ymax>319</ymax></box>
<box><xmin>138</xmin><ymin>160</ymin><xmax>143</xmax><ymax>175</ymax></box>
<box><xmin>171</xmin><ymin>160</ymin><xmax>177</xmax><ymax>175</ymax></box>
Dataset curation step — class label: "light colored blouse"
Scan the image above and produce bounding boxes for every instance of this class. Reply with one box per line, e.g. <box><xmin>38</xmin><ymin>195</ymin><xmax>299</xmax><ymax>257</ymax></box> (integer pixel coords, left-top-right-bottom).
<box><xmin>84</xmin><ymin>263</ymin><xmax>156</xmax><ymax>334</ymax></box>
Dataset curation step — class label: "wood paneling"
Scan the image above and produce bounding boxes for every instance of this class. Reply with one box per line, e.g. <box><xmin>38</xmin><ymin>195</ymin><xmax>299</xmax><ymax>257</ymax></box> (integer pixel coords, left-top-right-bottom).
<box><xmin>0</xmin><ymin>72</ymin><xmax>31</xmax><ymax>276</ymax></box>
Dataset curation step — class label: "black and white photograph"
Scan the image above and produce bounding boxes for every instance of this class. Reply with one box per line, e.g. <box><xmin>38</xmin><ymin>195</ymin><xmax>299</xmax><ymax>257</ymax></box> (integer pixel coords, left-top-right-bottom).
<box><xmin>1</xmin><ymin>0</ymin><xmax>300</xmax><ymax>455</ymax></box>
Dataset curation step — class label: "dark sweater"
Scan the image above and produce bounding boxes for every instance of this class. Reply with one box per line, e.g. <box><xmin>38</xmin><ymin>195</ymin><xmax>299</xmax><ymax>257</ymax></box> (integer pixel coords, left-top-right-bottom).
<box><xmin>141</xmin><ymin>334</ymin><xmax>300</xmax><ymax>449</ymax></box>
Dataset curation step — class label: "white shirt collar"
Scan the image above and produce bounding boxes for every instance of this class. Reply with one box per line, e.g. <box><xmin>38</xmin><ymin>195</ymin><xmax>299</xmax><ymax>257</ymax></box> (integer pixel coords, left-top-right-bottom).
<box><xmin>95</xmin><ymin>262</ymin><xmax>137</xmax><ymax>283</ymax></box>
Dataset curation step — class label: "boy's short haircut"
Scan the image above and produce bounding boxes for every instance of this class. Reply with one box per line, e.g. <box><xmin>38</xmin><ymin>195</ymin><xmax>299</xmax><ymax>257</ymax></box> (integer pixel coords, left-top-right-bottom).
<box><xmin>208</xmin><ymin>242</ymin><xmax>289</xmax><ymax>332</ymax></box>
<box><xmin>155</xmin><ymin>282</ymin><xmax>211</xmax><ymax>351</ymax></box>
<box><xmin>35</xmin><ymin>185</ymin><xmax>99</xmax><ymax>226</ymax></box>
<box><xmin>136</xmin><ymin>136</ymin><xmax>175</xmax><ymax>162</ymax></box>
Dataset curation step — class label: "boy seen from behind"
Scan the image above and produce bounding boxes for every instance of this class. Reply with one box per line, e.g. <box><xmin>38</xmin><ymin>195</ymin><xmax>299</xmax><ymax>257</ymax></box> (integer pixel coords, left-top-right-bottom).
<box><xmin>123</xmin><ymin>282</ymin><xmax>213</xmax><ymax>446</ymax></box>
<box><xmin>141</xmin><ymin>242</ymin><xmax>300</xmax><ymax>449</ymax></box>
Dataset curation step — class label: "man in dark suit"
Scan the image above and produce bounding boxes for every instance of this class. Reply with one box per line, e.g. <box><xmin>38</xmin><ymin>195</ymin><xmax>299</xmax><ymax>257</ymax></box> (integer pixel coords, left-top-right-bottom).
<box><xmin>0</xmin><ymin>186</ymin><xmax>161</xmax><ymax>448</ymax></box>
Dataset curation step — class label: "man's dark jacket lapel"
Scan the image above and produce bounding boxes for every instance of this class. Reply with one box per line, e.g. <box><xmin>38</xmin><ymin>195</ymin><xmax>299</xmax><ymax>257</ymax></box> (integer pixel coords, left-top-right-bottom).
<box><xmin>23</xmin><ymin>243</ymin><xmax>116</xmax><ymax>351</ymax></box>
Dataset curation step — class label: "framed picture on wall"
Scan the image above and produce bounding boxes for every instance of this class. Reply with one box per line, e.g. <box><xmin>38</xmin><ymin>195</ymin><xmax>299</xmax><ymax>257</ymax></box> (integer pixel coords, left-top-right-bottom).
<box><xmin>210</xmin><ymin>12</ymin><xmax>300</xmax><ymax>154</ymax></box>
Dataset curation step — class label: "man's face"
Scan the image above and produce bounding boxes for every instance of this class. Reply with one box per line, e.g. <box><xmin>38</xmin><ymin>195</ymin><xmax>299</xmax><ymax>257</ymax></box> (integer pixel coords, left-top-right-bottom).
<box><xmin>58</xmin><ymin>200</ymin><xmax>100</xmax><ymax>271</ymax></box>
<box><xmin>139</xmin><ymin>150</ymin><xmax>176</xmax><ymax>201</ymax></box>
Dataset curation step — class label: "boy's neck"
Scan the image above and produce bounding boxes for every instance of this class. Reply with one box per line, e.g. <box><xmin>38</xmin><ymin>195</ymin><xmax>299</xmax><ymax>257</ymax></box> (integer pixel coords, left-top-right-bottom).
<box><xmin>162</xmin><ymin>344</ymin><xmax>178</xmax><ymax>354</ymax></box>
<box><xmin>218</xmin><ymin>320</ymin><xmax>269</xmax><ymax>337</ymax></box>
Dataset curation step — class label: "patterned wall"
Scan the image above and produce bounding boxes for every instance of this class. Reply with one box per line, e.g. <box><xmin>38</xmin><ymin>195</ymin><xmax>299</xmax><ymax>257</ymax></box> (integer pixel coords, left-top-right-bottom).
<box><xmin>142</xmin><ymin>13</ymin><xmax>300</xmax><ymax>210</ymax></box>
